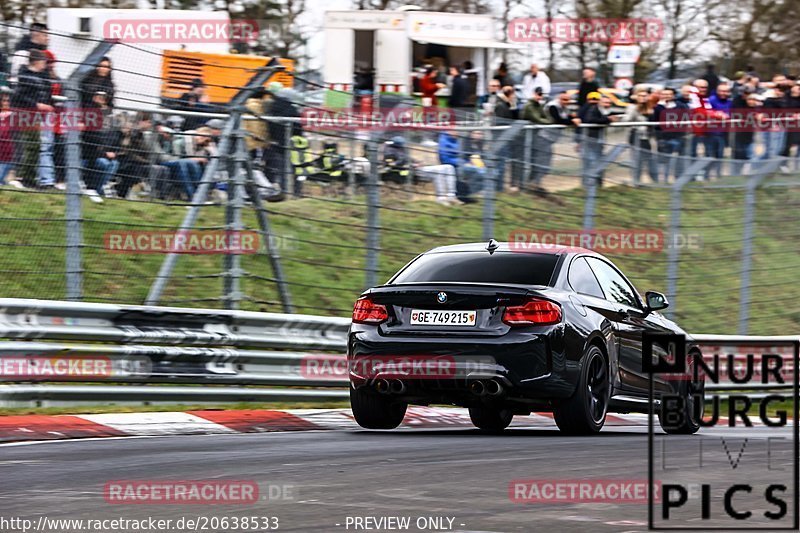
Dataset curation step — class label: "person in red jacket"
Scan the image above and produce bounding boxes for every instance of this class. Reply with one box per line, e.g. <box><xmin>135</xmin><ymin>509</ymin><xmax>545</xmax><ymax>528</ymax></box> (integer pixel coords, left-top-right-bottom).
<box><xmin>419</xmin><ymin>67</ymin><xmax>445</xmax><ymax>107</ymax></box>
<box><xmin>0</xmin><ymin>91</ymin><xmax>14</xmax><ymax>184</ymax></box>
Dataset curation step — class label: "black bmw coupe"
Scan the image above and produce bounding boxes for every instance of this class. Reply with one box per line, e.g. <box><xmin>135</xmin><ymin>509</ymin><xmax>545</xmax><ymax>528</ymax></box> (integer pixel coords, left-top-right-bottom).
<box><xmin>347</xmin><ymin>241</ymin><xmax>704</xmax><ymax>434</ymax></box>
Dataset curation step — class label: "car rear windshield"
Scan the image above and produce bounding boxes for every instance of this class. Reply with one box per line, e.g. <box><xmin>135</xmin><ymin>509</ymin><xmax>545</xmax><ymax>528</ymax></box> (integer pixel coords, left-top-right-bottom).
<box><xmin>390</xmin><ymin>252</ymin><xmax>559</xmax><ymax>286</ymax></box>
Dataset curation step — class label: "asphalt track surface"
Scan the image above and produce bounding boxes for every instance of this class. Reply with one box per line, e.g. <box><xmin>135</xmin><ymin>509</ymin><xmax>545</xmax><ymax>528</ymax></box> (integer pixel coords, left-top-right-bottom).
<box><xmin>0</xmin><ymin>424</ymin><xmax>795</xmax><ymax>533</ymax></box>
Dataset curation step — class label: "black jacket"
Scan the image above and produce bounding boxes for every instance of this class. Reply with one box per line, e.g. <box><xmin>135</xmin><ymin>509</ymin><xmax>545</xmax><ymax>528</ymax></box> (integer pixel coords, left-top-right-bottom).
<box><xmin>82</xmin><ymin>122</ymin><xmax>121</xmax><ymax>163</ymax></box>
<box><xmin>266</xmin><ymin>96</ymin><xmax>302</xmax><ymax>147</ymax></box>
<box><xmin>449</xmin><ymin>75</ymin><xmax>468</xmax><ymax>108</ymax></box>
<box><xmin>577</xmin><ymin>80</ymin><xmax>600</xmax><ymax>107</ymax></box>
<box><xmin>13</xmin><ymin>36</ymin><xmax>46</xmax><ymax>53</ymax></box>
<box><xmin>580</xmin><ymin>105</ymin><xmax>611</xmax><ymax>139</ymax></box>
<box><xmin>11</xmin><ymin>66</ymin><xmax>50</xmax><ymax>109</ymax></box>
<box><xmin>80</xmin><ymin>73</ymin><xmax>115</xmax><ymax>109</ymax></box>
<box><xmin>547</xmin><ymin>103</ymin><xmax>574</xmax><ymax>126</ymax></box>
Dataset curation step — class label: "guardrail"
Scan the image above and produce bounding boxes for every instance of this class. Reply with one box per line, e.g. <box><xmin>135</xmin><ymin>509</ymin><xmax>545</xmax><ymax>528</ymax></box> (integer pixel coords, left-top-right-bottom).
<box><xmin>0</xmin><ymin>299</ymin><xmax>795</xmax><ymax>407</ymax></box>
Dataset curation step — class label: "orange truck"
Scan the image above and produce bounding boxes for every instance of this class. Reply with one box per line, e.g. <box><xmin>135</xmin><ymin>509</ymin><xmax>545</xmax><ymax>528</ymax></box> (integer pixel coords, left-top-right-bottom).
<box><xmin>161</xmin><ymin>50</ymin><xmax>295</xmax><ymax>105</ymax></box>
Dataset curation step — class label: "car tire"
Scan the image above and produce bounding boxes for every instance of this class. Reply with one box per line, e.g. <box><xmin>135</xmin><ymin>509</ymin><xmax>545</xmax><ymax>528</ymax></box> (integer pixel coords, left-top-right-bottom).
<box><xmin>468</xmin><ymin>406</ymin><xmax>514</xmax><ymax>432</ymax></box>
<box><xmin>350</xmin><ymin>386</ymin><xmax>407</xmax><ymax>430</ymax></box>
<box><xmin>553</xmin><ymin>345</ymin><xmax>609</xmax><ymax>435</ymax></box>
<box><xmin>659</xmin><ymin>352</ymin><xmax>704</xmax><ymax>435</ymax></box>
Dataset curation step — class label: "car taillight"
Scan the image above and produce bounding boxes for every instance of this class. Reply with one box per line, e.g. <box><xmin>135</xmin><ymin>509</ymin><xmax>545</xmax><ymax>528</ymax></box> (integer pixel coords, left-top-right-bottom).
<box><xmin>502</xmin><ymin>298</ymin><xmax>562</xmax><ymax>326</ymax></box>
<box><xmin>352</xmin><ymin>297</ymin><xmax>388</xmax><ymax>324</ymax></box>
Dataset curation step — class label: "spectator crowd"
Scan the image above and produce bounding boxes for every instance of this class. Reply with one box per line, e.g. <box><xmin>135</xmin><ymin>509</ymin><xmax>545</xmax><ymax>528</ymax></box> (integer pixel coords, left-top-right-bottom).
<box><xmin>1</xmin><ymin>22</ymin><xmax>800</xmax><ymax>208</ymax></box>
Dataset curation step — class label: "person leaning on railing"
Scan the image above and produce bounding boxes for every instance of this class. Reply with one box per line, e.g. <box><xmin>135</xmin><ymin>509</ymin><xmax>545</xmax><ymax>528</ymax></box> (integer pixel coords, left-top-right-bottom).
<box><xmin>522</xmin><ymin>87</ymin><xmax>554</xmax><ymax>188</ymax></box>
<box><xmin>622</xmin><ymin>88</ymin><xmax>659</xmax><ymax>185</ymax></box>
<box><xmin>653</xmin><ymin>87</ymin><xmax>688</xmax><ymax>181</ymax></box>
<box><xmin>578</xmin><ymin>91</ymin><xmax>619</xmax><ymax>187</ymax></box>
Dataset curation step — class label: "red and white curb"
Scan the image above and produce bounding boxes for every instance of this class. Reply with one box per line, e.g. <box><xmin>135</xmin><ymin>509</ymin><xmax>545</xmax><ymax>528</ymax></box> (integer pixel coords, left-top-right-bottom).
<box><xmin>0</xmin><ymin>408</ymin><xmax>653</xmax><ymax>443</ymax></box>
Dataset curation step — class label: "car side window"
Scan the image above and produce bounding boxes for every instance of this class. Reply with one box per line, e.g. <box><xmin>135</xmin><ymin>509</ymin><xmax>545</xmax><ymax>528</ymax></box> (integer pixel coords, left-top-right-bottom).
<box><xmin>585</xmin><ymin>257</ymin><xmax>640</xmax><ymax>308</ymax></box>
<box><xmin>568</xmin><ymin>257</ymin><xmax>604</xmax><ymax>298</ymax></box>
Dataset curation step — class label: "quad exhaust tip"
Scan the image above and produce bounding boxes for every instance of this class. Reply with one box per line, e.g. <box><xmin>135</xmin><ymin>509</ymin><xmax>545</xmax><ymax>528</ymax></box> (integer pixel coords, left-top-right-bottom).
<box><xmin>374</xmin><ymin>379</ymin><xmax>390</xmax><ymax>394</ymax></box>
<box><xmin>469</xmin><ymin>380</ymin><xmax>486</xmax><ymax>396</ymax></box>
<box><xmin>470</xmin><ymin>379</ymin><xmax>504</xmax><ymax>397</ymax></box>
<box><xmin>389</xmin><ymin>379</ymin><xmax>407</xmax><ymax>394</ymax></box>
<box><xmin>485</xmin><ymin>379</ymin><xmax>503</xmax><ymax>396</ymax></box>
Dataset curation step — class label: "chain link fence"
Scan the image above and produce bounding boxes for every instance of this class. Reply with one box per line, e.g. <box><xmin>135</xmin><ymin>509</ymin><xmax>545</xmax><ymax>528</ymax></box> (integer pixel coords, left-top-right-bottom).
<box><xmin>1</xmin><ymin>24</ymin><xmax>799</xmax><ymax>335</ymax></box>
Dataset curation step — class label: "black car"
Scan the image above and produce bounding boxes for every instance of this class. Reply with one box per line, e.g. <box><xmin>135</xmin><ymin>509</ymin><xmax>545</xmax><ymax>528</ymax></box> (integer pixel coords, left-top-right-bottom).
<box><xmin>347</xmin><ymin>241</ymin><xmax>704</xmax><ymax>434</ymax></box>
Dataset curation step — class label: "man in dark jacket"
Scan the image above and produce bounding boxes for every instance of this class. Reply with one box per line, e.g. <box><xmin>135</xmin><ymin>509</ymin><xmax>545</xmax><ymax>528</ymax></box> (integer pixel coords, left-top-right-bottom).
<box><xmin>448</xmin><ymin>65</ymin><xmax>469</xmax><ymax>110</ymax></box>
<box><xmin>653</xmin><ymin>87</ymin><xmax>688</xmax><ymax>180</ymax></box>
<box><xmin>522</xmin><ymin>89</ymin><xmax>554</xmax><ymax>186</ymax></box>
<box><xmin>264</xmin><ymin>89</ymin><xmax>302</xmax><ymax>197</ymax></box>
<box><xmin>579</xmin><ymin>91</ymin><xmax>617</xmax><ymax>186</ymax></box>
<box><xmin>701</xmin><ymin>64</ymin><xmax>721</xmax><ymax>97</ymax></box>
<box><xmin>9</xmin><ymin>23</ymin><xmax>48</xmax><ymax>82</ymax></box>
<box><xmin>11</xmin><ymin>49</ymin><xmax>52</xmax><ymax>187</ymax></box>
<box><xmin>577</xmin><ymin>68</ymin><xmax>600</xmax><ymax>108</ymax></box>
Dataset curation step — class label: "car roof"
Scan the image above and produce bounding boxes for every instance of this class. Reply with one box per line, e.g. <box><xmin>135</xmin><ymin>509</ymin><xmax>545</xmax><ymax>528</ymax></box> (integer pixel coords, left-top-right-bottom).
<box><xmin>425</xmin><ymin>241</ymin><xmax>599</xmax><ymax>257</ymax></box>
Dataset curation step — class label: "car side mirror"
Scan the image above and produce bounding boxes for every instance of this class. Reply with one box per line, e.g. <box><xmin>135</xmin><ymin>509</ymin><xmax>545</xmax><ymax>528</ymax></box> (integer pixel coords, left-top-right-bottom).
<box><xmin>645</xmin><ymin>291</ymin><xmax>669</xmax><ymax>312</ymax></box>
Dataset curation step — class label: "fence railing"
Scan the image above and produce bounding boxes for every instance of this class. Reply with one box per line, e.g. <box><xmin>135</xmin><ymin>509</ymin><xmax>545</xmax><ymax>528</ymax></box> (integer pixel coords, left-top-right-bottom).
<box><xmin>0</xmin><ymin>299</ymin><xmax>794</xmax><ymax>407</ymax></box>
<box><xmin>2</xmin><ymin>25</ymin><xmax>800</xmax><ymax>337</ymax></box>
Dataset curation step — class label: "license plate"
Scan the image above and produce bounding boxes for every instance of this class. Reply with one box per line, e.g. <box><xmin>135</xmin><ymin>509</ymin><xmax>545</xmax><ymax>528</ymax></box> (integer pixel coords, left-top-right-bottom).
<box><xmin>409</xmin><ymin>310</ymin><xmax>476</xmax><ymax>326</ymax></box>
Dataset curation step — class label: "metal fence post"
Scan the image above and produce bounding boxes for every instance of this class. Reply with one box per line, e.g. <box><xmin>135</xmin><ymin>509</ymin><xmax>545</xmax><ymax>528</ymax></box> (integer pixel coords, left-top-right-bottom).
<box><xmin>241</xmin><ymin>138</ymin><xmax>294</xmax><ymax>313</ymax></box>
<box><xmin>522</xmin><ymin>126</ymin><xmax>532</xmax><ymax>189</ymax></box>
<box><xmin>364</xmin><ymin>141</ymin><xmax>380</xmax><ymax>289</ymax></box>
<box><xmin>347</xmin><ymin>135</ymin><xmax>356</xmax><ymax>198</ymax></box>
<box><xmin>62</xmin><ymin>40</ymin><xmax>116</xmax><ymax>301</ymax></box>
<box><xmin>482</xmin><ymin>122</ymin><xmax>526</xmax><ymax>241</ymax></box>
<box><xmin>738</xmin><ymin>159</ymin><xmax>781</xmax><ymax>334</ymax></box>
<box><xmin>284</xmin><ymin>121</ymin><xmax>294</xmax><ymax>197</ymax></box>
<box><xmin>482</xmin><ymin>141</ymin><xmax>497</xmax><ymax>241</ymax></box>
<box><xmin>580</xmin><ymin>129</ymin><xmax>600</xmax><ymax>231</ymax></box>
<box><xmin>63</xmin><ymin>81</ymin><xmax>83</xmax><ymax>301</ymax></box>
<box><xmin>581</xmin><ymin>136</ymin><xmax>627</xmax><ymax>232</ymax></box>
<box><xmin>146</xmin><ymin>61</ymin><xmax>284</xmax><ymax>305</ymax></box>
<box><xmin>665</xmin><ymin>159</ymin><xmax>712</xmax><ymax>320</ymax></box>
<box><xmin>223</xmin><ymin>118</ymin><xmax>245</xmax><ymax>310</ymax></box>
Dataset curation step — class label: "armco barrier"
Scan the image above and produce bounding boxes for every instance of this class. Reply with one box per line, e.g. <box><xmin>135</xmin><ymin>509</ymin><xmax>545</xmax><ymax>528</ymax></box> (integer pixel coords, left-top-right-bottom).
<box><xmin>0</xmin><ymin>299</ymin><xmax>794</xmax><ymax>406</ymax></box>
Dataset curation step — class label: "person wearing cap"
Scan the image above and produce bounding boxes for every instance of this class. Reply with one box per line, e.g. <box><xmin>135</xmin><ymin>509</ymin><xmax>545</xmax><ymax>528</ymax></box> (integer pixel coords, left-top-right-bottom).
<box><xmin>204</xmin><ymin>118</ymin><xmax>224</xmax><ymax>141</ymax></box>
<box><xmin>522</xmin><ymin>87</ymin><xmax>554</xmax><ymax>188</ymax></box>
<box><xmin>166</xmin><ymin>115</ymin><xmax>185</xmax><ymax>131</ymax></box>
<box><xmin>578</xmin><ymin>91</ymin><xmax>616</xmax><ymax>186</ymax></box>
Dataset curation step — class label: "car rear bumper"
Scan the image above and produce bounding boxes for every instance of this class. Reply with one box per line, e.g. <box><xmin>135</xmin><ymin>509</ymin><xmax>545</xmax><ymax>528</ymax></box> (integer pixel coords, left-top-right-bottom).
<box><xmin>347</xmin><ymin>326</ymin><xmax>578</xmax><ymax>400</ymax></box>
